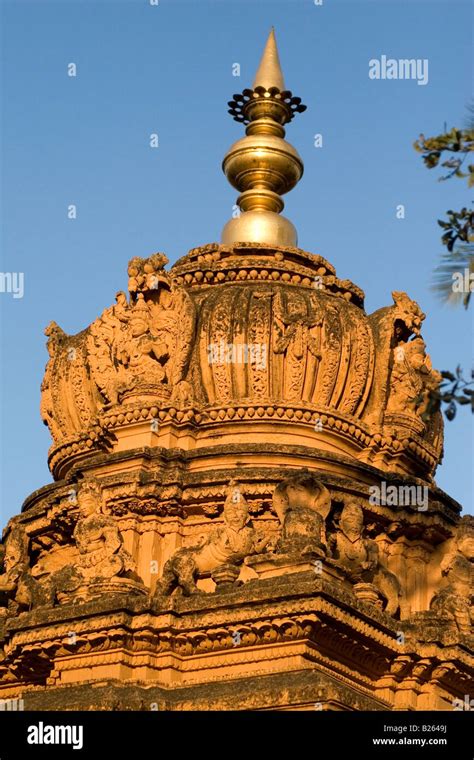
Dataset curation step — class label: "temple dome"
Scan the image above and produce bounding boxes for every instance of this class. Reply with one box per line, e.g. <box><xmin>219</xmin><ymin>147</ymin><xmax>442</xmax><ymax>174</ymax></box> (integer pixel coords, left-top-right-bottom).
<box><xmin>39</xmin><ymin>243</ymin><xmax>443</xmax><ymax>483</ymax></box>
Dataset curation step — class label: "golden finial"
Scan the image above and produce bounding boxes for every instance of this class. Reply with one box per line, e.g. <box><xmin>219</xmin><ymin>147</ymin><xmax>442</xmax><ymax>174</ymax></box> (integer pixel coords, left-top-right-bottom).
<box><xmin>253</xmin><ymin>27</ymin><xmax>285</xmax><ymax>91</ymax></box>
<box><xmin>221</xmin><ymin>29</ymin><xmax>306</xmax><ymax>247</ymax></box>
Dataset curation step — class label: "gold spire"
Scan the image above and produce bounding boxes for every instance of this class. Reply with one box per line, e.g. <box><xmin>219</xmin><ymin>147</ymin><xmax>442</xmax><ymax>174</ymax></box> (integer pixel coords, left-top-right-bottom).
<box><xmin>252</xmin><ymin>28</ymin><xmax>285</xmax><ymax>91</ymax></box>
<box><xmin>221</xmin><ymin>30</ymin><xmax>306</xmax><ymax>247</ymax></box>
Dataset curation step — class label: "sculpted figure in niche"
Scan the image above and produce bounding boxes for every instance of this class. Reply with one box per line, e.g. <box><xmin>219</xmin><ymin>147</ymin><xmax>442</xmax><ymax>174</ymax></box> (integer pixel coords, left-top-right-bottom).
<box><xmin>273</xmin><ymin>474</ymin><xmax>330</xmax><ymax>555</ymax></box>
<box><xmin>148</xmin><ymin>283</ymin><xmax>196</xmax><ymax>403</ymax></box>
<box><xmin>273</xmin><ymin>291</ymin><xmax>323</xmax><ymax>400</ymax></box>
<box><xmin>387</xmin><ymin>337</ymin><xmax>442</xmax><ymax>418</ymax></box>
<box><xmin>105</xmin><ymin>291</ymin><xmax>132</xmax><ymax>382</ymax></box>
<box><xmin>87</xmin><ymin>292</ymin><xmax>133</xmax><ymax>406</ymax></box>
<box><xmin>40</xmin><ymin>321</ymin><xmax>66</xmax><ymax>441</ymax></box>
<box><xmin>88</xmin><ymin>290</ymin><xmax>173</xmax><ymax>406</ymax></box>
<box><xmin>88</xmin><ymin>266</ymin><xmax>195</xmax><ymax>405</ymax></box>
<box><xmin>277</xmin><ymin>510</ymin><xmax>325</xmax><ymax>555</ymax></box>
<box><xmin>0</xmin><ymin>525</ymin><xmax>50</xmax><ymax>614</ymax></box>
<box><xmin>430</xmin><ymin>517</ymin><xmax>473</xmax><ymax>634</ymax></box>
<box><xmin>54</xmin><ymin>480</ymin><xmax>137</xmax><ymax>594</ymax></box>
<box><xmin>154</xmin><ymin>482</ymin><xmax>268</xmax><ymax>597</ymax></box>
<box><xmin>331</xmin><ymin>503</ymin><xmax>378</xmax><ymax>576</ymax></box>
<box><xmin>150</xmin><ymin>287</ymin><xmax>180</xmax><ymax>345</ymax></box>
<box><xmin>119</xmin><ymin>294</ymin><xmax>169</xmax><ymax>386</ymax></box>
<box><xmin>330</xmin><ymin>502</ymin><xmax>400</xmax><ymax>616</ymax></box>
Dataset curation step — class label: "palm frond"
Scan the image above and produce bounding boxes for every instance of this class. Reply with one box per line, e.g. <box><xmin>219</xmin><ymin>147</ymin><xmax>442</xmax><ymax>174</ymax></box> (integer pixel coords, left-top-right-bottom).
<box><xmin>431</xmin><ymin>244</ymin><xmax>474</xmax><ymax>307</ymax></box>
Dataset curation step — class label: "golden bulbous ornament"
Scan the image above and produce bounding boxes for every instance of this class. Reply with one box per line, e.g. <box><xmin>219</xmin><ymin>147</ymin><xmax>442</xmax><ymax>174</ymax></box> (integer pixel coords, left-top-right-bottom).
<box><xmin>222</xmin><ymin>134</ymin><xmax>304</xmax><ymax>198</ymax></box>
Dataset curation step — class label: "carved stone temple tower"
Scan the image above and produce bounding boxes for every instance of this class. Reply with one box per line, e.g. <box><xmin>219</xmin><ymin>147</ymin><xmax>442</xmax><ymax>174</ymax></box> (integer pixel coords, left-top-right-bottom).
<box><xmin>0</xmin><ymin>30</ymin><xmax>472</xmax><ymax>711</ymax></box>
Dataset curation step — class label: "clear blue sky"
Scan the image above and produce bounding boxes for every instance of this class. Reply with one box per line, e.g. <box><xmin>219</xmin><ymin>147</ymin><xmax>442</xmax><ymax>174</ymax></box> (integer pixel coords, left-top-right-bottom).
<box><xmin>0</xmin><ymin>0</ymin><xmax>472</xmax><ymax>529</ymax></box>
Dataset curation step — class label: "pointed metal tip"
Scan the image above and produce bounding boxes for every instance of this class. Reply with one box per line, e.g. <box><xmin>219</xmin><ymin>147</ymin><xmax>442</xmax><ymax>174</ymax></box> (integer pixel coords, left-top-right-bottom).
<box><xmin>252</xmin><ymin>28</ymin><xmax>285</xmax><ymax>91</ymax></box>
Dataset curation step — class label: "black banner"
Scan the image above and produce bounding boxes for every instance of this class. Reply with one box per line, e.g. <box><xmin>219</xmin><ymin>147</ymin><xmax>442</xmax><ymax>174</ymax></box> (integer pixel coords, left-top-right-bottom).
<box><xmin>0</xmin><ymin>710</ymin><xmax>471</xmax><ymax>758</ymax></box>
